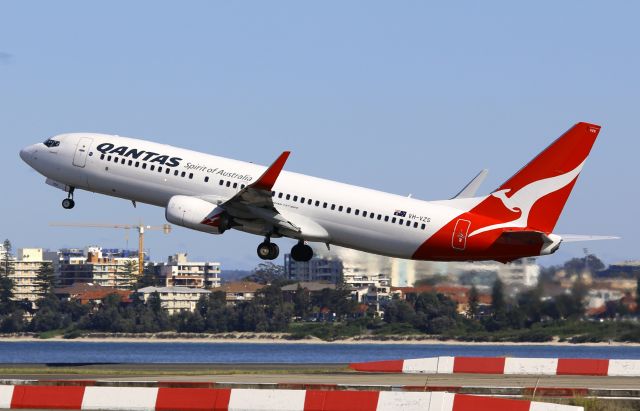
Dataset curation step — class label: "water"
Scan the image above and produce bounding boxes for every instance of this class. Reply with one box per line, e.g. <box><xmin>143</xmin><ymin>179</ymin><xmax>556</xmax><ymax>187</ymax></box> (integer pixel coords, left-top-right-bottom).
<box><xmin>0</xmin><ymin>341</ymin><xmax>638</xmax><ymax>363</ymax></box>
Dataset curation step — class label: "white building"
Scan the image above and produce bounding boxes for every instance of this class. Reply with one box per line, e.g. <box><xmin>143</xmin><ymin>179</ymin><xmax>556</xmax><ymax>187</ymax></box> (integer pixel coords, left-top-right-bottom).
<box><xmin>137</xmin><ymin>286</ymin><xmax>211</xmax><ymax>315</ymax></box>
<box><xmin>12</xmin><ymin>248</ymin><xmax>57</xmax><ymax>302</ymax></box>
<box><xmin>157</xmin><ymin>253</ymin><xmax>221</xmax><ymax>289</ymax></box>
<box><xmin>58</xmin><ymin>246</ymin><xmax>139</xmax><ymax>289</ymax></box>
<box><xmin>344</xmin><ymin>270</ymin><xmax>391</xmax><ymax>314</ymax></box>
<box><xmin>586</xmin><ymin>288</ymin><xmax>625</xmax><ymax>310</ymax></box>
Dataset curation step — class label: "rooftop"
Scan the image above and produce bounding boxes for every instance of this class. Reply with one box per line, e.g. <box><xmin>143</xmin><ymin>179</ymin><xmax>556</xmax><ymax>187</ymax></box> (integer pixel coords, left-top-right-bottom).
<box><xmin>218</xmin><ymin>281</ymin><xmax>264</xmax><ymax>293</ymax></box>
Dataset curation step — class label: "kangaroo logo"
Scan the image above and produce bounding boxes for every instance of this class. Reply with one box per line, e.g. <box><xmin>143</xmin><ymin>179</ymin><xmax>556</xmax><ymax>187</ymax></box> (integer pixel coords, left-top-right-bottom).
<box><xmin>468</xmin><ymin>160</ymin><xmax>586</xmax><ymax>237</ymax></box>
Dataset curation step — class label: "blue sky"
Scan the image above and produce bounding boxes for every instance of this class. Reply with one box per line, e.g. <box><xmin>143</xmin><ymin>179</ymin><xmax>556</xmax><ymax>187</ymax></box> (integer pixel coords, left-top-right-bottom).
<box><xmin>1</xmin><ymin>1</ymin><xmax>638</xmax><ymax>269</ymax></box>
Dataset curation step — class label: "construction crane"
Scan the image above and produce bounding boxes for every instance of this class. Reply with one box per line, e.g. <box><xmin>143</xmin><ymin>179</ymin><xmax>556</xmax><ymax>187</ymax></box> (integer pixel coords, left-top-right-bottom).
<box><xmin>49</xmin><ymin>222</ymin><xmax>171</xmax><ymax>275</ymax></box>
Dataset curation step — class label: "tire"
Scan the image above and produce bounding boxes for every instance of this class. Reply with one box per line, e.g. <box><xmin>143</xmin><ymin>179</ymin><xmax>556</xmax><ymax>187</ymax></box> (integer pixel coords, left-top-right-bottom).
<box><xmin>267</xmin><ymin>243</ymin><xmax>280</xmax><ymax>260</ymax></box>
<box><xmin>291</xmin><ymin>243</ymin><xmax>313</xmax><ymax>262</ymax></box>
<box><xmin>62</xmin><ymin>198</ymin><xmax>75</xmax><ymax>209</ymax></box>
<box><xmin>257</xmin><ymin>242</ymin><xmax>272</xmax><ymax>260</ymax></box>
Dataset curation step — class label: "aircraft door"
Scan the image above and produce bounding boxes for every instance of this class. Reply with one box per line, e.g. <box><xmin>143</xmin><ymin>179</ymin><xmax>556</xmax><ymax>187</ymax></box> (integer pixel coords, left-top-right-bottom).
<box><xmin>72</xmin><ymin>137</ymin><xmax>93</xmax><ymax>167</ymax></box>
<box><xmin>451</xmin><ymin>219</ymin><xmax>471</xmax><ymax>250</ymax></box>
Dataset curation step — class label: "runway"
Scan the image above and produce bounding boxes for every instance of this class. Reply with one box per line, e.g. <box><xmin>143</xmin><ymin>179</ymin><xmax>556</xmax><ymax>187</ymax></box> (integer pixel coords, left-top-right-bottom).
<box><xmin>2</xmin><ymin>363</ymin><xmax>640</xmax><ymax>392</ymax></box>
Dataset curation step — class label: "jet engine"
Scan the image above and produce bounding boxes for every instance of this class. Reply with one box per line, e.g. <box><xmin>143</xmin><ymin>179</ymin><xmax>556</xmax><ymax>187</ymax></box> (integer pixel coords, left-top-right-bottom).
<box><xmin>165</xmin><ymin>195</ymin><xmax>231</xmax><ymax>234</ymax></box>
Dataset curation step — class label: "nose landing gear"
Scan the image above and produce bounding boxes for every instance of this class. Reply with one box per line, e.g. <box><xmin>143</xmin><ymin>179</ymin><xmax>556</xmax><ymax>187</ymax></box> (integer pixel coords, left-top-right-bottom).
<box><xmin>62</xmin><ymin>187</ymin><xmax>75</xmax><ymax>209</ymax></box>
<box><xmin>291</xmin><ymin>241</ymin><xmax>313</xmax><ymax>262</ymax></box>
<box><xmin>257</xmin><ymin>237</ymin><xmax>280</xmax><ymax>260</ymax></box>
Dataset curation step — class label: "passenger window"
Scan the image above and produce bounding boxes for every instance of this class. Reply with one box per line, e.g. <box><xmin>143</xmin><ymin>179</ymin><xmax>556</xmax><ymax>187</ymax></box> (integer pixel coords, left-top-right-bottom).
<box><xmin>307</xmin><ymin>199</ymin><xmax>312</xmax><ymax>205</ymax></box>
<box><xmin>331</xmin><ymin>204</ymin><xmax>335</xmax><ymax>210</ymax></box>
<box><xmin>232</xmin><ymin>182</ymin><xmax>237</xmax><ymax>188</ymax></box>
<box><xmin>323</xmin><ymin>202</ymin><xmax>327</xmax><ymax>208</ymax></box>
<box><xmin>338</xmin><ymin>206</ymin><xmax>343</xmax><ymax>212</ymax></box>
<box><xmin>384</xmin><ymin>216</ymin><xmax>389</xmax><ymax>222</ymax></box>
<box><xmin>100</xmin><ymin>154</ymin><xmax>105</xmax><ymax>160</ymax></box>
<box><xmin>293</xmin><ymin>195</ymin><xmax>298</xmax><ymax>201</ymax></box>
<box><xmin>220</xmin><ymin>180</ymin><xmax>224</xmax><ymax>185</ymax></box>
<box><xmin>107</xmin><ymin>155</ymin><xmax>112</xmax><ymax>161</ymax></box>
<box><xmin>421</xmin><ymin>224</ymin><xmax>426</xmax><ymax>230</ymax></box>
<box><xmin>286</xmin><ymin>194</ymin><xmax>291</xmax><ymax>200</ymax></box>
<box><xmin>392</xmin><ymin>217</ymin><xmax>396</xmax><ymax>223</ymax></box>
<box><xmin>346</xmin><ymin>207</ymin><xmax>351</xmax><ymax>213</ymax></box>
<box><xmin>114</xmin><ymin>157</ymin><xmax>119</xmax><ymax>163</ymax></box>
<box><xmin>135</xmin><ymin>162</ymin><xmax>140</xmax><ymax>167</ymax></box>
<box><xmin>241</xmin><ymin>184</ymin><xmax>245</xmax><ymax>189</ymax></box>
<box><xmin>142</xmin><ymin>163</ymin><xmax>147</xmax><ymax>169</ymax></box>
<box><xmin>205</xmin><ymin>176</ymin><xmax>209</xmax><ymax>182</ymax></box>
<box><xmin>355</xmin><ymin>209</ymin><xmax>360</xmax><ymax>216</ymax></box>
<box><xmin>300</xmin><ymin>197</ymin><xmax>305</xmax><ymax>203</ymax></box>
<box><xmin>189</xmin><ymin>173</ymin><xmax>194</xmax><ymax>179</ymax></box>
<box><xmin>158</xmin><ymin>167</ymin><xmax>163</xmax><ymax>173</ymax></box>
<box><xmin>413</xmin><ymin>222</ymin><xmax>418</xmax><ymax>228</ymax></box>
<box><xmin>121</xmin><ymin>158</ymin><xmax>126</xmax><ymax>164</ymax></box>
<box><xmin>278</xmin><ymin>192</ymin><xmax>283</xmax><ymax>198</ymax></box>
<box><xmin>406</xmin><ymin>221</ymin><xmax>411</xmax><ymax>227</ymax></box>
<box><xmin>315</xmin><ymin>201</ymin><xmax>320</xmax><ymax>207</ymax></box>
<box><xmin>371</xmin><ymin>214</ymin><xmax>375</xmax><ymax>219</ymax></box>
<box><xmin>377</xmin><ymin>214</ymin><xmax>381</xmax><ymax>220</ymax></box>
<box><xmin>181</xmin><ymin>171</ymin><xmax>186</xmax><ymax>178</ymax></box>
<box><xmin>166</xmin><ymin>168</ymin><xmax>170</xmax><ymax>174</ymax></box>
<box><xmin>174</xmin><ymin>170</ymin><xmax>178</xmax><ymax>176</ymax></box>
<box><xmin>226</xmin><ymin>181</ymin><xmax>231</xmax><ymax>187</ymax></box>
<box><xmin>399</xmin><ymin>219</ymin><xmax>404</xmax><ymax>225</ymax></box>
<box><xmin>150</xmin><ymin>165</ymin><xmax>155</xmax><ymax>171</ymax></box>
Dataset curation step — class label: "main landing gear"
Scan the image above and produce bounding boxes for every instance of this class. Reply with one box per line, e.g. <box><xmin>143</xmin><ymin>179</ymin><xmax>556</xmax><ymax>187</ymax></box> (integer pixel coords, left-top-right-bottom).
<box><xmin>291</xmin><ymin>241</ymin><xmax>313</xmax><ymax>262</ymax></box>
<box><xmin>256</xmin><ymin>238</ymin><xmax>314</xmax><ymax>262</ymax></box>
<box><xmin>257</xmin><ymin>237</ymin><xmax>280</xmax><ymax>260</ymax></box>
<box><xmin>62</xmin><ymin>187</ymin><xmax>75</xmax><ymax>210</ymax></box>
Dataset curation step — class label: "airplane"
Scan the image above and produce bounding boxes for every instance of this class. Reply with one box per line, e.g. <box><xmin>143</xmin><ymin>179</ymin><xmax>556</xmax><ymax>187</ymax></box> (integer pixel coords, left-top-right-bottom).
<box><xmin>20</xmin><ymin>122</ymin><xmax>616</xmax><ymax>264</ymax></box>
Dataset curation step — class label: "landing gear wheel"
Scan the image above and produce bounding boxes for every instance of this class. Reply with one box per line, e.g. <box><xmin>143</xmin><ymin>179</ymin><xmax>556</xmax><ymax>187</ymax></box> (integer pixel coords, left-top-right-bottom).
<box><xmin>61</xmin><ymin>198</ymin><xmax>75</xmax><ymax>209</ymax></box>
<box><xmin>257</xmin><ymin>242</ymin><xmax>279</xmax><ymax>260</ymax></box>
<box><xmin>291</xmin><ymin>242</ymin><xmax>313</xmax><ymax>262</ymax></box>
<box><xmin>62</xmin><ymin>187</ymin><xmax>76</xmax><ymax>209</ymax></box>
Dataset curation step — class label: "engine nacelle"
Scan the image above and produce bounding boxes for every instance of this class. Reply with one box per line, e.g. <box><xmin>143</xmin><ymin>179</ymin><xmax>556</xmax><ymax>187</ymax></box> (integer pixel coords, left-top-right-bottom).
<box><xmin>165</xmin><ymin>195</ymin><xmax>230</xmax><ymax>234</ymax></box>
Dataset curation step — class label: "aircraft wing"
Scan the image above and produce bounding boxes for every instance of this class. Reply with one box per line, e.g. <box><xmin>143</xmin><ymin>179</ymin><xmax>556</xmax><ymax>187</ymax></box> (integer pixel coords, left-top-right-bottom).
<box><xmin>212</xmin><ymin>151</ymin><xmax>329</xmax><ymax>241</ymax></box>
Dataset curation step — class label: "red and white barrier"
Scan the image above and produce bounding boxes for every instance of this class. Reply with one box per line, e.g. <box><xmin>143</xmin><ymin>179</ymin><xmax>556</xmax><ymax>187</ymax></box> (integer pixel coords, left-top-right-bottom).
<box><xmin>0</xmin><ymin>385</ymin><xmax>583</xmax><ymax>410</ymax></box>
<box><xmin>349</xmin><ymin>356</ymin><xmax>640</xmax><ymax>376</ymax></box>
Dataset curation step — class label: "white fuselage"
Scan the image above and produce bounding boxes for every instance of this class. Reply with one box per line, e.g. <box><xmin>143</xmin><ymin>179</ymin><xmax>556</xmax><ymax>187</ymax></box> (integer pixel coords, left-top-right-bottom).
<box><xmin>20</xmin><ymin>133</ymin><xmax>468</xmax><ymax>259</ymax></box>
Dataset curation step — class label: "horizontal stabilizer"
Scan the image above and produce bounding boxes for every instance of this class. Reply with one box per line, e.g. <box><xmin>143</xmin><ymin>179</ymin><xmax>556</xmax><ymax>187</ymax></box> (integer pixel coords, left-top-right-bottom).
<box><xmin>452</xmin><ymin>169</ymin><xmax>488</xmax><ymax>199</ymax></box>
<box><xmin>559</xmin><ymin>234</ymin><xmax>620</xmax><ymax>242</ymax></box>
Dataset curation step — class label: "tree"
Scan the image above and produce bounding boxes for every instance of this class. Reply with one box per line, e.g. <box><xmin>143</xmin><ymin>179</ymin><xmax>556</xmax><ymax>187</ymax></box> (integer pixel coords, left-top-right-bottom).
<box><xmin>491</xmin><ymin>278</ymin><xmax>506</xmax><ymax>314</ymax></box>
<box><xmin>118</xmin><ymin>259</ymin><xmax>139</xmax><ymax>289</ymax></box>
<box><xmin>35</xmin><ymin>261</ymin><xmax>56</xmax><ymax>296</ymax></box>
<box><xmin>243</xmin><ymin>262</ymin><xmax>286</xmax><ymax>285</ymax></box>
<box><xmin>0</xmin><ymin>240</ymin><xmax>13</xmax><ymax>278</ymax></box>
<box><xmin>135</xmin><ymin>263</ymin><xmax>159</xmax><ymax>289</ymax></box>
<box><xmin>636</xmin><ymin>277</ymin><xmax>640</xmax><ymax>314</ymax></box>
<box><xmin>467</xmin><ymin>286</ymin><xmax>480</xmax><ymax>319</ymax></box>
<box><xmin>292</xmin><ymin>284</ymin><xmax>311</xmax><ymax>318</ymax></box>
<box><xmin>564</xmin><ymin>254</ymin><xmax>605</xmax><ymax>276</ymax></box>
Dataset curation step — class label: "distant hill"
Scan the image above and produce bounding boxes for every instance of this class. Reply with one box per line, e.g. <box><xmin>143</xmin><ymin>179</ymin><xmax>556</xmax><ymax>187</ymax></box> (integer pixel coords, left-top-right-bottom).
<box><xmin>220</xmin><ymin>269</ymin><xmax>252</xmax><ymax>283</ymax></box>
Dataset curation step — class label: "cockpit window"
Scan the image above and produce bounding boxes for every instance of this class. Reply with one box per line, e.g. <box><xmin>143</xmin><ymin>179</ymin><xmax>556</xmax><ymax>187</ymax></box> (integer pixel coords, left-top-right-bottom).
<box><xmin>43</xmin><ymin>139</ymin><xmax>60</xmax><ymax>148</ymax></box>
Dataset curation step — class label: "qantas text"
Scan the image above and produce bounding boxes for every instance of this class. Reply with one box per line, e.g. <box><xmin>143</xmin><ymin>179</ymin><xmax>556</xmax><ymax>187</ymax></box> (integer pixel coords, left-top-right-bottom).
<box><xmin>96</xmin><ymin>143</ymin><xmax>182</xmax><ymax>167</ymax></box>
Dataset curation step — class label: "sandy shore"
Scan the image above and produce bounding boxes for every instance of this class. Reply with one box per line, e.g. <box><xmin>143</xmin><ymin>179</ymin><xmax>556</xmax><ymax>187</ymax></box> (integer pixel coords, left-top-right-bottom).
<box><xmin>0</xmin><ymin>333</ymin><xmax>637</xmax><ymax>346</ymax></box>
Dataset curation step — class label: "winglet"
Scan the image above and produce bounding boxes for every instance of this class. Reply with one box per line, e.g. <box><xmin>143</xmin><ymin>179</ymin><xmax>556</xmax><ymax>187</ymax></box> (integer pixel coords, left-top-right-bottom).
<box><xmin>251</xmin><ymin>151</ymin><xmax>291</xmax><ymax>191</ymax></box>
<box><xmin>452</xmin><ymin>169</ymin><xmax>489</xmax><ymax>199</ymax></box>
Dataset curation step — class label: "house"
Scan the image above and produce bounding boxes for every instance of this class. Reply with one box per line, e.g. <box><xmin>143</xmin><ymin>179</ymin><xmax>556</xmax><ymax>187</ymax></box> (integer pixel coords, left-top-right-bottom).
<box><xmin>217</xmin><ymin>282</ymin><xmax>264</xmax><ymax>304</ymax></box>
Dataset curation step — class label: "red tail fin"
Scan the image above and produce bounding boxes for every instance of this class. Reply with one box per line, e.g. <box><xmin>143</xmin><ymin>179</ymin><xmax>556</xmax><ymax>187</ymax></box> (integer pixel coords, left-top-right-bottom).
<box><xmin>469</xmin><ymin>122</ymin><xmax>600</xmax><ymax>236</ymax></box>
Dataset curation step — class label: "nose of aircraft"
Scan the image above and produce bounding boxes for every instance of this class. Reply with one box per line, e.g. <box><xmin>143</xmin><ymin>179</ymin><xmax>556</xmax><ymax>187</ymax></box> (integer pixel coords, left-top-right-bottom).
<box><xmin>19</xmin><ymin>145</ymin><xmax>34</xmax><ymax>164</ymax></box>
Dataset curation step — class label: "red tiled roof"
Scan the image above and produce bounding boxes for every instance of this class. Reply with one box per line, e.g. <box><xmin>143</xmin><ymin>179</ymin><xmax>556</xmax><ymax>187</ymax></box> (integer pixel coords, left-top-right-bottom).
<box><xmin>218</xmin><ymin>281</ymin><xmax>264</xmax><ymax>293</ymax></box>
